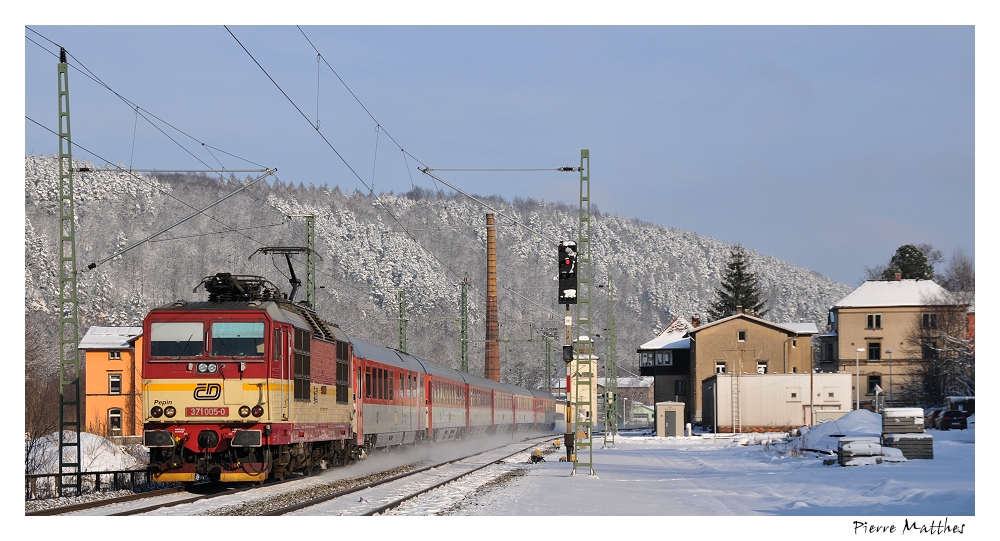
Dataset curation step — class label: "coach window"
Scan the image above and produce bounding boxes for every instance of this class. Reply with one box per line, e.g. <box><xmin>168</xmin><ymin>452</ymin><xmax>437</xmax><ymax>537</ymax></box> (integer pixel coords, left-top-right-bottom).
<box><xmin>365</xmin><ymin>367</ymin><xmax>372</xmax><ymax>399</ymax></box>
<box><xmin>109</xmin><ymin>373</ymin><xmax>122</xmax><ymax>395</ymax></box>
<box><xmin>389</xmin><ymin>371</ymin><xmax>394</xmax><ymax>401</ymax></box>
<box><xmin>150</xmin><ymin>322</ymin><xmax>204</xmax><ymax>358</ymax></box>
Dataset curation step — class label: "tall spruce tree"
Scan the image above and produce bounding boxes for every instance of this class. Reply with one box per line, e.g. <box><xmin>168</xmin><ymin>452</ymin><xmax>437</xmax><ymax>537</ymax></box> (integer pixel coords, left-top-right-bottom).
<box><xmin>707</xmin><ymin>245</ymin><xmax>769</xmax><ymax>321</ymax></box>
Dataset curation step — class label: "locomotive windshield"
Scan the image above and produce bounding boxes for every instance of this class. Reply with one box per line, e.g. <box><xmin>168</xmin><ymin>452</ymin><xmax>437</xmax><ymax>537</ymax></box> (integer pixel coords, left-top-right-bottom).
<box><xmin>211</xmin><ymin>321</ymin><xmax>265</xmax><ymax>358</ymax></box>
<box><xmin>150</xmin><ymin>322</ymin><xmax>204</xmax><ymax>358</ymax></box>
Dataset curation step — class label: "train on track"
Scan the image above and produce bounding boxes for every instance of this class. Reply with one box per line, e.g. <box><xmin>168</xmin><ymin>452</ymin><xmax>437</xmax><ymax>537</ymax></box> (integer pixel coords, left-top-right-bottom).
<box><xmin>142</xmin><ymin>269</ymin><xmax>558</xmax><ymax>483</ymax></box>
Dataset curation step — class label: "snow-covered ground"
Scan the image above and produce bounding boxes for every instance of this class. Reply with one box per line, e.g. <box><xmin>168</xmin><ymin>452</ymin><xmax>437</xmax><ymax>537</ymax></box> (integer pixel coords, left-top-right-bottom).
<box><xmin>443</xmin><ymin>410</ymin><xmax>973</xmax><ymax>517</ymax></box>
<box><xmin>23</xmin><ymin>410</ymin><xmax>980</xmax><ymax>535</ymax></box>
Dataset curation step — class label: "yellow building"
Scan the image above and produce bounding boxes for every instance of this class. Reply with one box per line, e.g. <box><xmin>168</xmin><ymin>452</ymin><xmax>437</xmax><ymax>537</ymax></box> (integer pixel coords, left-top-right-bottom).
<box><xmin>80</xmin><ymin>327</ymin><xmax>143</xmax><ymax>440</ymax></box>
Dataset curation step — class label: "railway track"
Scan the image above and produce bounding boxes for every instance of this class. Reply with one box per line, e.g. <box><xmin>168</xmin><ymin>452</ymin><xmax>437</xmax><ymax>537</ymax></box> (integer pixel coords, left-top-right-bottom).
<box><xmin>28</xmin><ymin>433</ymin><xmax>556</xmax><ymax>516</ymax></box>
<box><xmin>271</xmin><ymin>434</ymin><xmax>557</xmax><ymax>516</ymax></box>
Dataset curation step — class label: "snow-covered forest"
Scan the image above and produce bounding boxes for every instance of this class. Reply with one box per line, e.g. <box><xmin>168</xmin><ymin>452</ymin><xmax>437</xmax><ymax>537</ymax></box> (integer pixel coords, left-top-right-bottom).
<box><xmin>24</xmin><ymin>153</ymin><xmax>852</xmax><ymax>388</ymax></box>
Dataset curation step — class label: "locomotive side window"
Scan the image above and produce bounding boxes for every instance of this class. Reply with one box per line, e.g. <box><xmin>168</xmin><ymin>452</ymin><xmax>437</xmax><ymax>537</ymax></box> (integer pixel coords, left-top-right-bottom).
<box><xmin>335</xmin><ymin>341</ymin><xmax>349</xmax><ymax>404</ymax></box>
<box><xmin>150</xmin><ymin>322</ymin><xmax>204</xmax><ymax>358</ymax></box>
<box><xmin>211</xmin><ymin>322</ymin><xmax>265</xmax><ymax>358</ymax></box>
<box><xmin>273</xmin><ymin>329</ymin><xmax>283</xmax><ymax>361</ymax></box>
<box><xmin>293</xmin><ymin>328</ymin><xmax>311</xmax><ymax>400</ymax></box>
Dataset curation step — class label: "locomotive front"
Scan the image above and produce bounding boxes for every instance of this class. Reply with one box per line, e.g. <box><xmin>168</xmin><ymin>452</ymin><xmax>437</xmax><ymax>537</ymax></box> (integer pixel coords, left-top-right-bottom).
<box><xmin>142</xmin><ymin>274</ymin><xmax>282</xmax><ymax>483</ymax></box>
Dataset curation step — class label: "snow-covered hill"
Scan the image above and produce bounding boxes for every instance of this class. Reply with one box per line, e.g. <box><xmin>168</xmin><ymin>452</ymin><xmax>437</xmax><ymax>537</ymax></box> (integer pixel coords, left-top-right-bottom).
<box><xmin>24</xmin><ymin>154</ymin><xmax>851</xmax><ymax>387</ymax></box>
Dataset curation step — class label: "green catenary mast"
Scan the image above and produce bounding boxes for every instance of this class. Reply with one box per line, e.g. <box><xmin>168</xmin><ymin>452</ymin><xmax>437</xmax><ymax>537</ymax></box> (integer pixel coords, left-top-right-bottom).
<box><xmin>57</xmin><ymin>47</ymin><xmax>83</xmax><ymax>496</ymax></box>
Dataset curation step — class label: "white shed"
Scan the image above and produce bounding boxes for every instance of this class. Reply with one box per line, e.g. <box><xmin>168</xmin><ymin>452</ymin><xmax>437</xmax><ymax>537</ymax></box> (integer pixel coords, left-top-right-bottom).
<box><xmin>702</xmin><ymin>372</ymin><xmax>853</xmax><ymax>432</ymax></box>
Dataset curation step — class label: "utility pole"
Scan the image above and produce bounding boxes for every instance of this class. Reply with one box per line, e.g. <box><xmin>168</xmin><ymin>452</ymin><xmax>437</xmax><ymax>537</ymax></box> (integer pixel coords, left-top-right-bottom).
<box><xmin>603</xmin><ymin>274</ymin><xmax>619</xmax><ymax>448</ymax></box>
<box><xmin>288</xmin><ymin>214</ymin><xmax>316</xmax><ymax>307</ymax></box>
<box><xmin>398</xmin><ymin>289</ymin><xmax>407</xmax><ymax>352</ymax></box>
<box><xmin>56</xmin><ymin>47</ymin><xmax>82</xmax><ymax>497</ymax></box>
<box><xmin>460</xmin><ymin>277</ymin><xmax>469</xmax><ymax>372</ymax></box>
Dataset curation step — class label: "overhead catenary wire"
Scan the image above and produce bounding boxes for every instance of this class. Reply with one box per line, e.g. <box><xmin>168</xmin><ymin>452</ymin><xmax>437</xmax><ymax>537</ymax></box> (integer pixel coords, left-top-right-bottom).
<box><xmin>25</xmin><ymin>116</ymin><xmax>280</xmax><ymax>254</ymax></box>
<box><xmin>85</xmin><ymin>169</ymin><xmax>276</xmax><ymax>270</ymax></box>
<box><xmin>29</xmin><ymin>27</ymin><xmax>577</xmax><ymax>358</ymax></box>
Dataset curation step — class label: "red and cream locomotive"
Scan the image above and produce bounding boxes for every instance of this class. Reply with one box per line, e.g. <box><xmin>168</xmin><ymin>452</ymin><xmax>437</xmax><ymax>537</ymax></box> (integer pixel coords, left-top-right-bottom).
<box><xmin>142</xmin><ymin>271</ymin><xmax>556</xmax><ymax>483</ymax></box>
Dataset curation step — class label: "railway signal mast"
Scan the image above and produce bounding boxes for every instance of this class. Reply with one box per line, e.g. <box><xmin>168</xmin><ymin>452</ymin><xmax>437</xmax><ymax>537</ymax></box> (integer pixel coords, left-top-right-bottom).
<box><xmin>558</xmin><ymin>239</ymin><xmax>576</xmax><ymax>462</ymax></box>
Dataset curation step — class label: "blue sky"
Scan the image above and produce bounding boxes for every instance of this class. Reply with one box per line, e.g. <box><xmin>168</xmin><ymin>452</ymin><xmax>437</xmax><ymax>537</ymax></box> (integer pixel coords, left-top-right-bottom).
<box><xmin>21</xmin><ymin>21</ymin><xmax>978</xmax><ymax>285</ymax></box>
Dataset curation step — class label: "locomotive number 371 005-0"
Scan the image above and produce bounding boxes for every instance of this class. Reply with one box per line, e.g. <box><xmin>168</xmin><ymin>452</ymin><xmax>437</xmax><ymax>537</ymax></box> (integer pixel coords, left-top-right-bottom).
<box><xmin>186</xmin><ymin>407</ymin><xmax>229</xmax><ymax>417</ymax></box>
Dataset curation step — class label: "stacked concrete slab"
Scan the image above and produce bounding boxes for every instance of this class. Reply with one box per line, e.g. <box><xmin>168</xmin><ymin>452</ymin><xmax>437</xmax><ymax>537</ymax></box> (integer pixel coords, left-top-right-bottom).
<box><xmin>881</xmin><ymin>408</ymin><xmax>933</xmax><ymax>459</ymax></box>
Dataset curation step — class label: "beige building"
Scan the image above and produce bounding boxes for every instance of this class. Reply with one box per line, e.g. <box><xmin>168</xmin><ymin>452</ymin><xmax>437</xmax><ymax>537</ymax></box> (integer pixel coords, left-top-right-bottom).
<box><xmin>686</xmin><ymin>311</ymin><xmax>818</xmax><ymax>424</ymax></box>
<box><xmin>817</xmin><ymin>278</ymin><xmax>958</xmax><ymax>409</ymax></box>
<box><xmin>639</xmin><ymin>312</ymin><xmax>817</xmax><ymax>425</ymax></box>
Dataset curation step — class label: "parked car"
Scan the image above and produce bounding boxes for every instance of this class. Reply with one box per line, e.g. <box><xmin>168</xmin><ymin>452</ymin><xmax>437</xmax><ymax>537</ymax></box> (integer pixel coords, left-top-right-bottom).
<box><xmin>937</xmin><ymin>410</ymin><xmax>968</xmax><ymax>430</ymax></box>
<box><xmin>924</xmin><ymin>408</ymin><xmax>945</xmax><ymax>429</ymax></box>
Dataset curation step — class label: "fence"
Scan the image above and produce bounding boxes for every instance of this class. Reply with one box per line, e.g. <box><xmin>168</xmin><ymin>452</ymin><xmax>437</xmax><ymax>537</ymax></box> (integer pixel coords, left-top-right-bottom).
<box><xmin>25</xmin><ymin>469</ymin><xmax>158</xmax><ymax>501</ymax></box>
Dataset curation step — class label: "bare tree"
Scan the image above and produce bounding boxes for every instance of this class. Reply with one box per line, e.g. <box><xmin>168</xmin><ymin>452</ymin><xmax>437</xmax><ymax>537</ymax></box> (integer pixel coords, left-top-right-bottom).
<box><xmin>938</xmin><ymin>248</ymin><xmax>974</xmax><ymax>301</ymax></box>
<box><xmin>897</xmin><ymin>291</ymin><xmax>973</xmax><ymax>406</ymax></box>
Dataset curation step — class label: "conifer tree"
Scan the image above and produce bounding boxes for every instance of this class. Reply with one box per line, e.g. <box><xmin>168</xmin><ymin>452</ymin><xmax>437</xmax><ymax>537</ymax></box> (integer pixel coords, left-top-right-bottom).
<box><xmin>880</xmin><ymin>244</ymin><xmax>935</xmax><ymax>280</ymax></box>
<box><xmin>707</xmin><ymin>245</ymin><xmax>769</xmax><ymax>321</ymax></box>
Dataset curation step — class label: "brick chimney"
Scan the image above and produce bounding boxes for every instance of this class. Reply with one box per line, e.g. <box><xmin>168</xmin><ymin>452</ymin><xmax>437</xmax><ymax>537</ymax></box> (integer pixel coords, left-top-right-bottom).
<box><xmin>894</xmin><ymin>273</ymin><xmax>902</xmax><ymax>281</ymax></box>
<box><xmin>736</xmin><ymin>305</ymin><xmax>744</xmax><ymax>314</ymax></box>
<box><xmin>691</xmin><ymin>315</ymin><xmax>701</xmax><ymax>328</ymax></box>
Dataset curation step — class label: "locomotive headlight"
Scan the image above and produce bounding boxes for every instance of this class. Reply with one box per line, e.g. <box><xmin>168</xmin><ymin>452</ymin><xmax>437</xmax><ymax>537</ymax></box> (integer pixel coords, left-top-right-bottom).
<box><xmin>164</xmin><ymin>406</ymin><xmax>176</xmax><ymax>418</ymax></box>
<box><xmin>239</xmin><ymin>405</ymin><xmax>251</xmax><ymax>418</ymax></box>
<box><xmin>196</xmin><ymin>363</ymin><xmax>219</xmax><ymax>374</ymax></box>
<box><xmin>251</xmin><ymin>405</ymin><xmax>264</xmax><ymax>418</ymax></box>
<box><xmin>150</xmin><ymin>406</ymin><xmax>163</xmax><ymax>418</ymax></box>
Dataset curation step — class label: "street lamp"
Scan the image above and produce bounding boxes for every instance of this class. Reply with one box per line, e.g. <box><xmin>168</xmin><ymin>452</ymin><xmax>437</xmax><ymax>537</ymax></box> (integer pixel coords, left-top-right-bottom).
<box><xmin>885</xmin><ymin>349</ymin><xmax>893</xmax><ymax>406</ymax></box>
<box><xmin>855</xmin><ymin>348</ymin><xmax>865</xmax><ymax>410</ymax></box>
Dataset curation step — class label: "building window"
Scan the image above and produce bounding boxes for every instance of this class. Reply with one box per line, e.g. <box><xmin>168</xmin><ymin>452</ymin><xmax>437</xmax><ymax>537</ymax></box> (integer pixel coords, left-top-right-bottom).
<box><xmin>791</xmin><ymin>339</ymin><xmax>797</xmax><ymax>348</ymax></box>
<box><xmin>868</xmin><ymin>342</ymin><xmax>881</xmax><ymax>361</ymax></box>
<box><xmin>715</xmin><ymin>361</ymin><xmax>726</xmax><ymax>374</ymax></box>
<box><xmin>923</xmin><ymin>342</ymin><xmax>938</xmax><ymax>360</ymax></box>
<box><xmin>108</xmin><ymin>373</ymin><xmax>122</xmax><ymax>395</ymax></box>
<box><xmin>639</xmin><ymin>351</ymin><xmax>654</xmax><ymax>367</ymax></box>
<box><xmin>824</xmin><ymin>343</ymin><xmax>834</xmax><ymax>362</ymax></box>
<box><xmin>108</xmin><ymin>408</ymin><xmax>122</xmax><ymax>434</ymax></box>
<box><xmin>922</xmin><ymin>313</ymin><xmax>938</xmax><ymax>329</ymax></box>
<box><xmin>675</xmin><ymin>380</ymin><xmax>686</xmax><ymax>395</ymax></box>
<box><xmin>867</xmin><ymin>314</ymin><xmax>882</xmax><ymax>329</ymax></box>
<box><xmin>737</xmin><ymin>330</ymin><xmax>747</xmax><ymax>342</ymax></box>
<box><xmin>109</xmin><ymin>351</ymin><xmax>121</xmax><ymax>360</ymax></box>
<box><xmin>655</xmin><ymin>351</ymin><xmax>672</xmax><ymax>366</ymax></box>
<box><xmin>756</xmin><ymin>361</ymin><xmax>768</xmax><ymax>374</ymax></box>
<box><xmin>867</xmin><ymin>375</ymin><xmax>882</xmax><ymax>396</ymax></box>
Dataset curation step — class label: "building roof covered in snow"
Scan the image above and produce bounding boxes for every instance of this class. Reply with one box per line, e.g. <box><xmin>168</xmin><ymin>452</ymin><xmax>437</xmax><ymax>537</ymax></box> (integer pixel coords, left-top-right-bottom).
<box><xmin>638</xmin><ymin>316</ymin><xmax>693</xmax><ymax>350</ymax></box>
<box><xmin>833</xmin><ymin>279</ymin><xmax>949</xmax><ymax>308</ymax></box>
<box><xmin>78</xmin><ymin>326</ymin><xmax>142</xmax><ymax>350</ymax></box>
